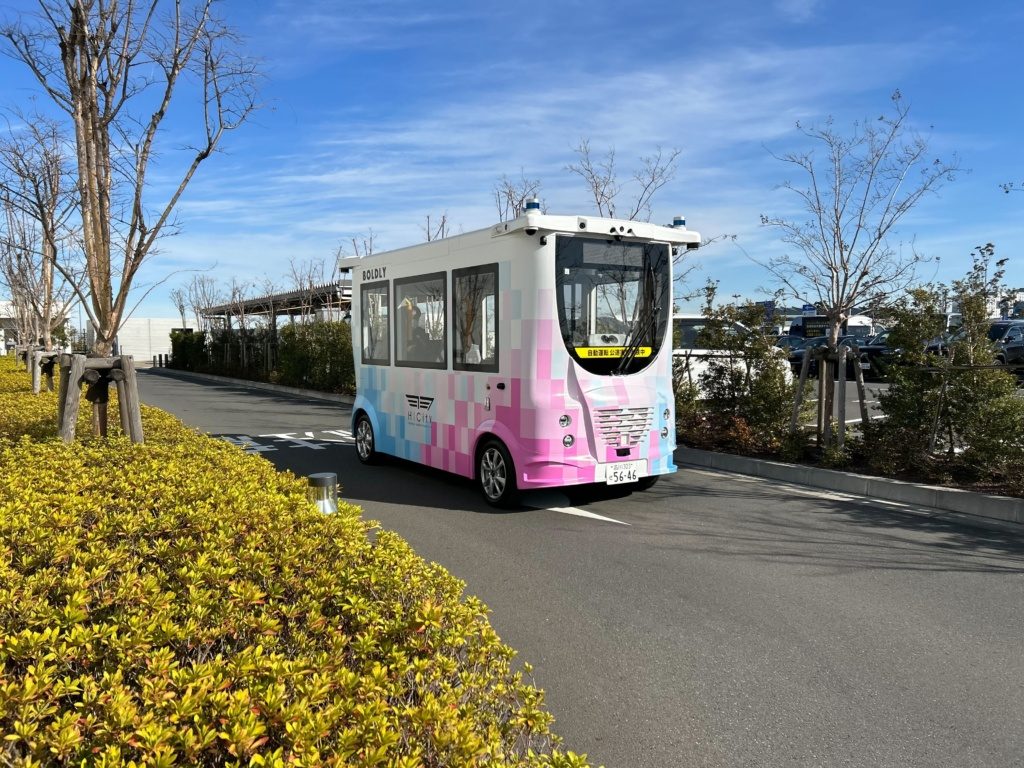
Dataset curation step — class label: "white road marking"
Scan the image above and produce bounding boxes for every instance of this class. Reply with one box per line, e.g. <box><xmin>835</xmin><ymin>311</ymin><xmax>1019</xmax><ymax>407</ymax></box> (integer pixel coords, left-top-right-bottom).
<box><xmin>526</xmin><ymin>490</ymin><xmax>630</xmax><ymax>526</ymax></box>
<box><xmin>683</xmin><ymin>465</ymin><xmax>939</xmax><ymax>516</ymax></box>
<box><xmin>543</xmin><ymin>504</ymin><xmax>631</xmax><ymax>526</ymax></box>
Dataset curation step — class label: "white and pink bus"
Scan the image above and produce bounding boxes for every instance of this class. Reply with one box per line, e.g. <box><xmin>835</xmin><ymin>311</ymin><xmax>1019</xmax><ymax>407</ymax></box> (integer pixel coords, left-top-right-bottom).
<box><xmin>343</xmin><ymin>205</ymin><xmax>700</xmax><ymax>506</ymax></box>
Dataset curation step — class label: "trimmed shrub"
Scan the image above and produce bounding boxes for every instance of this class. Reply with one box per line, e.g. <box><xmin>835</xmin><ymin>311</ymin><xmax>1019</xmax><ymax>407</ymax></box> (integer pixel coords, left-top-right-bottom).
<box><xmin>0</xmin><ymin>355</ymin><xmax>589</xmax><ymax>767</ymax></box>
<box><xmin>169</xmin><ymin>330</ymin><xmax>209</xmax><ymax>372</ymax></box>
<box><xmin>276</xmin><ymin>322</ymin><xmax>355</xmax><ymax>394</ymax></box>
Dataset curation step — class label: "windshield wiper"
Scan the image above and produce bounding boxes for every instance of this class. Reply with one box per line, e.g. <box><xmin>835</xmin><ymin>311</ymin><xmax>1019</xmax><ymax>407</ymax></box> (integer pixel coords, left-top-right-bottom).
<box><xmin>614</xmin><ymin>300</ymin><xmax>659</xmax><ymax>374</ymax></box>
<box><xmin>615</xmin><ymin>258</ymin><xmax>661</xmax><ymax>374</ymax></box>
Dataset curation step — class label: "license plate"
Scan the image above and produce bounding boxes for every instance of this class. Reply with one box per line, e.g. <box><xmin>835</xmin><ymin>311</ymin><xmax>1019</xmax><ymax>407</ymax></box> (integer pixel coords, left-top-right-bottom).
<box><xmin>605</xmin><ymin>460</ymin><xmax>647</xmax><ymax>485</ymax></box>
<box><xmin>860</xmin><ymin>362</ymin><xmax>871</xmax><ymax>369</ymax></box>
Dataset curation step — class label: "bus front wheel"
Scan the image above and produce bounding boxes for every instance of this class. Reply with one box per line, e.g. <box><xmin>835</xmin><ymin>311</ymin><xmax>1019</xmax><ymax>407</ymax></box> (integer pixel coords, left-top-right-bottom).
<box><xmin>355</xmin><ymin>414</ymin><xmax>377</xmax><ymax>465</ymax></box>
<box><xmin>478</xmin><ymin>440</ymin><xmax>519</xmax><ymax>508</ymax></box>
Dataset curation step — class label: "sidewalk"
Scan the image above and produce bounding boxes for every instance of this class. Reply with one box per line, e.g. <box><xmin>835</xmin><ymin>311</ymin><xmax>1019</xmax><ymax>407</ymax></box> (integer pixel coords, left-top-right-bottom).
<box><xmin>145</xmin><ymin>367</ymin><xmax>1021</xmax><ymax>532</ymax></box>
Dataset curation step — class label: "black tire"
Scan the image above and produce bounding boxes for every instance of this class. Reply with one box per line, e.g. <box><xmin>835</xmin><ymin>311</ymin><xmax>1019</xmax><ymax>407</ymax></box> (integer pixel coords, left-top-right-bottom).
<box><xmin>354</xmin><ymin>413</ymin><xmax>377</xmax><ymax>465</ymax></box>
<box><xmin>478</xmin><ymin>439</ymin><xmax>519</xmax><ymax>508</ymax></box>
<box><xmin>633</xmin><ymin>475</ymin><xmax>660</xmax><ymax>491</ymax></box>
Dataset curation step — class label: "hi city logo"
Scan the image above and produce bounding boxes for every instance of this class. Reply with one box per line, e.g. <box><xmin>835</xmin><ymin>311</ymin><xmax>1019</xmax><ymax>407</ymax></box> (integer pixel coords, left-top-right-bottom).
<box><xmin>406</xmin><ymin>394</ymin><xmax>434</xmax><ymax>425</ymax></box>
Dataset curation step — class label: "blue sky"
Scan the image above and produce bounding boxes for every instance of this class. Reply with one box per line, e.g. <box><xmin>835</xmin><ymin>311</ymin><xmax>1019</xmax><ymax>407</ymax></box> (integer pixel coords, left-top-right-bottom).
<box><xmin>1</xmin><ymin>0</ymin><xmax>1023</xmax><ymax>319</ymax></box>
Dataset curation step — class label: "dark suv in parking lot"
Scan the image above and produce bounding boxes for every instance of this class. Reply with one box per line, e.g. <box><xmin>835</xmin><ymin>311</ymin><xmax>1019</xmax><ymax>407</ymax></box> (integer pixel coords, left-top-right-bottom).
<box><xmin>991</xmin><ymin>321</ymin><xmax>1024</xmax><ymax>372</ymax></box>
<box><xmin>924</xmin><ymin>320</ymin><xmax>1024</xmax><ymax>378</ymax></box>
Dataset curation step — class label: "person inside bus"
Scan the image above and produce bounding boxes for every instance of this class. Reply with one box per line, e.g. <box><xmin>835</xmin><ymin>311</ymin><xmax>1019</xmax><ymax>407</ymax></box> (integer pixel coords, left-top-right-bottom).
<box><xmin>409</xmin><ymin>326</ymin><xmax>432</xmax><ymax>361</ymax></box>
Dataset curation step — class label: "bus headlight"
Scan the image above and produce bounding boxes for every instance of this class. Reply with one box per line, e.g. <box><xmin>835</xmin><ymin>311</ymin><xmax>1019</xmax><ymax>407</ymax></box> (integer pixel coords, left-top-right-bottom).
<box><xmin>661</xmin><ymin>427</ymin><xmax>669</xmax><ymax>438</ymax></box>
<box><xmin>559</xmin><ymin>414</ymin><xmax>572</xmax><ymax>428</ymax></box>
<box><xmin>663</xmin><ymin>408</ymin><xmax>671</xmax><ymax>421</ymax></box>
<box><xmin>563</xmin><ymin>435</ymin><xmax>575</xmax><ymax>448</ymax></box>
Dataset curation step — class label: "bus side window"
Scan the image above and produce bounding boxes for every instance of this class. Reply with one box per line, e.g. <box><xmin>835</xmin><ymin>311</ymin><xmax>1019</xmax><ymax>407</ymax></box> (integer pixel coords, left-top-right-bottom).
<box><xmin>361</xmin><ymin>282</ymin><xmax>390</xmax><ymax>365</ymax></box>
<box><xmin>453</xmin><ymin>264</ymin><xmax>499</xmax><ymax>372</ymax></box>
<box><xmin>395</xmin><ymin>273</ymin><xmax>447</xmax><ymax>369</ymax></box>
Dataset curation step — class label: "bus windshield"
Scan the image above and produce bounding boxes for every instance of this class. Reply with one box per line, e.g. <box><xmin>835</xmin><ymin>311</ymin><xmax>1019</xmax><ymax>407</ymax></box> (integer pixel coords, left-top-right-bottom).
<box><xmin>555</xmin><ymin>235</ymin><xmax>670</xmax><ymax>375</ymax></box>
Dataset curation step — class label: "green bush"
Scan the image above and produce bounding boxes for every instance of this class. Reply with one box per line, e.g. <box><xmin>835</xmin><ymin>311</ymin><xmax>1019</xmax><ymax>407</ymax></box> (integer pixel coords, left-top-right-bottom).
<box><xmin>0</xmin><ymin>355</ymin><xmax>588</xmax><ymax>767</ymax></box>
<box><xmin>675</xmin><ymin>299</ymin><xmax>796</xmax><ymax>455</ymax></box>
<box><xmin>169</xmin><ymin>330</ymin><xmax>209</xmax><ymax>372</ymax></box>
<box><xmin>276</xmin><ymin>322</ymin><xmax>355</xmax><ymax>394</ymax></box>
<box><xmin>869</xmin><ymin>247</ymin><xmax>1024</xmax><ymax>487</ymax></box>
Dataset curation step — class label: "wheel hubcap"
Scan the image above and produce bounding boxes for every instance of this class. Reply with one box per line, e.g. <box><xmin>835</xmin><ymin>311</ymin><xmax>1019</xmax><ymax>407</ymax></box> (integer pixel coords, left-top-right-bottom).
<box><xmin>480</xmin><ymin>448</ymin><xmax>506</xmax><ymax>500</ymax></box>
<box><xmin>356</xmin><ymin>420</ymin><xmax>372</xmax><ymax>459</ymax></box>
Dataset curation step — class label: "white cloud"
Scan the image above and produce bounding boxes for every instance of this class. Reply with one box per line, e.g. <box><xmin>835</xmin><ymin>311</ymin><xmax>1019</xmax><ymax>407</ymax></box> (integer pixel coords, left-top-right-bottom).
<box><xmin>774</xmin><ymin>0</ymin><xmax>822</xmax><ymax>24</ymax></box>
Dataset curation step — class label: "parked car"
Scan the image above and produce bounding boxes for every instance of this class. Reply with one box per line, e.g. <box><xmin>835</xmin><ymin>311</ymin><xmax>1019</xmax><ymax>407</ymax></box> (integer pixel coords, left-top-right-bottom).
<box><xmin>673</xmin><ymin>315</ymin><xmax>792</xmax><ymax>390</ymax></box>
<box><xmin>926</xmin><ymin>320</ymin><xmax>1024</xmax><ymax>359</ymax></box>
<box><xmin>857</xmin><ymin>330</ymin><xmax>898</xmax><ymax>381</ymax></box>
<box><xmin>774</xmin><ymin>334</ymin><xmax>804</xmax><ymax>350</ymax></box>
<box><xmin>992</xmin><ymin>322</ymin><xmax>1024</xmax><ymax>375</ymax></box>
<box><xmin>788</xmin><ymin>335</ymin><xmax>861</xmax><ymax>378</ymax></box>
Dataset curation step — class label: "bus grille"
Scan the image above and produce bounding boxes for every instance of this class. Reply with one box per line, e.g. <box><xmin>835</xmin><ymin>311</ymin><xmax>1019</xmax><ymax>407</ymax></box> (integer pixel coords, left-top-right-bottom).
<box><xmin>594</xmin><ymin>407</ymin><xmax>653</xmax><ymax>447</ymax></box>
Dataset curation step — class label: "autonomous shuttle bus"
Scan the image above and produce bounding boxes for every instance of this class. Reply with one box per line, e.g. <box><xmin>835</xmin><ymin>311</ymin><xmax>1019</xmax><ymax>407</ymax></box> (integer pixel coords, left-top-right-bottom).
<box><xmin>343</xmin><ymin>205</ymin><xmax>700</xmax><ymax>505</ymax></box>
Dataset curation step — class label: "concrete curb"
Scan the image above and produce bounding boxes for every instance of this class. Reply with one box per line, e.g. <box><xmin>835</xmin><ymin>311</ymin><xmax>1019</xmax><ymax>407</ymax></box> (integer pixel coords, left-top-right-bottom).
<box><xmin>679</xmin><ymin>447</ymin><xmax>1023</xmax><ymax>528</ymax></box>
<box><xmin>143</xmin><ymin>367</ymin><xmax>355</xmax><ymax>406</ymax></box>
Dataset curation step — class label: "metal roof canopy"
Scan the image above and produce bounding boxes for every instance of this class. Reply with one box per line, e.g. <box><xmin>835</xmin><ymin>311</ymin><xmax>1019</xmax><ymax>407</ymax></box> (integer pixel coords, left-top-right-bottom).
<box><xmin>202</xmin><ymin>280</ymin><xmax>352</xmax><ymax>323</ymax></box>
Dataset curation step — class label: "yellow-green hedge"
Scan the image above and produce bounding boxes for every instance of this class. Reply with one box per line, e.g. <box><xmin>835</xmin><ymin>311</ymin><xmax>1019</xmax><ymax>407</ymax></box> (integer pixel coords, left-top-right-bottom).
<box><xmin>0</xmin><ymin>355</ymin><xmax>591</xmax><ymax>767</ymax></box>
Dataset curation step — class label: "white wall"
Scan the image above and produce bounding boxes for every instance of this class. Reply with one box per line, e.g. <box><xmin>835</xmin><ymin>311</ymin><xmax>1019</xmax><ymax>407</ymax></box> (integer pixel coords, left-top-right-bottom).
<box><xmin>87</xmin><ymin>318</ymin><xmax>179</xmax><ymax>361</ymax></box>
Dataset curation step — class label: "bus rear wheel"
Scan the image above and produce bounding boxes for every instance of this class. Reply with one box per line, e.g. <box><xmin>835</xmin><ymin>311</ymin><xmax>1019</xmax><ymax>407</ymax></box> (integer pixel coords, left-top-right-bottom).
<box><xmin>354</xmin><ymin>414</ymin><xmax>377</xmax><ymax>465</ymax></box>
<box><xmin>478</xmin><ymin>440</ymin><xmax>519</xmax><ymax>508</ymax></box>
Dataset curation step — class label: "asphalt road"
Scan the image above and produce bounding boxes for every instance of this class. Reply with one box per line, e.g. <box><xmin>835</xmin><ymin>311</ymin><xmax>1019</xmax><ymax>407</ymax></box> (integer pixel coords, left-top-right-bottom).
<box><xmin>136</xmin><ymin>370</ymin><xmax>1024</xmax><ymax>768</ymax></box>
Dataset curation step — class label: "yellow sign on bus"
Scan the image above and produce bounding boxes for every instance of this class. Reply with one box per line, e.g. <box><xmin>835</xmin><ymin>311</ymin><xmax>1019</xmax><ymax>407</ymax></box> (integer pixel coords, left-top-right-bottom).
<box><xmin>574</xmin><ymin>346</ymin><xmax>652</xmax><ymax>359</ymax></box>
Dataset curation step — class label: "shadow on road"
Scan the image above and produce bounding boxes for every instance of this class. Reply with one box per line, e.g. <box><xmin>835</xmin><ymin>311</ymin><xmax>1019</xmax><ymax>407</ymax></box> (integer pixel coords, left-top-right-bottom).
<box><xmin>635</xmin><ymin>478</ymin><xmax>1024</xmax><ymax>575</ymax></box>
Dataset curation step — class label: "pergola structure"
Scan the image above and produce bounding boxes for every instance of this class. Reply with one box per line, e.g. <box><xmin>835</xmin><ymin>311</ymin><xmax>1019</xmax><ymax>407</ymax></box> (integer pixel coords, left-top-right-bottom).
<box><xmin>201</xmin><ymin>280</ymin><xmax>353</xmax><ymax>329</ymax></box>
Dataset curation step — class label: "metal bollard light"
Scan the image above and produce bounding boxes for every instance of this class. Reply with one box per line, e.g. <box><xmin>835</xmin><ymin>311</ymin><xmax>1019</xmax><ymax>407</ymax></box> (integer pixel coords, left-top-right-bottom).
<box><xmin>307</xmin><ymin>472</ymin><xmax>338</xmax><ymax>514</ymax></box>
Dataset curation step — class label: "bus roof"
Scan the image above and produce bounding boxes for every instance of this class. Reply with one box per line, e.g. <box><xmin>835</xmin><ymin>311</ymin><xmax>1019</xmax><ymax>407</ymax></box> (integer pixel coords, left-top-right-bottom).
<box><xmin>338</xmin><ymin>212</ymin><xmax>701</xmax><ymax>273</ymax></box>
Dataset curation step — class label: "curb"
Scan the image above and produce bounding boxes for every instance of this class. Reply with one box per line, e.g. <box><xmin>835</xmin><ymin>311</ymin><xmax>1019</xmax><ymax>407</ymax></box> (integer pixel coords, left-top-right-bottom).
<box><xmin>143</xmin><ymin>367</ymin><xmax>355</xmax><ymax>406</ymax></box>
<box><xmin>679</xmin><ymin>447</ymin><xmax>1023</xmax><ymax>529</ymax></box>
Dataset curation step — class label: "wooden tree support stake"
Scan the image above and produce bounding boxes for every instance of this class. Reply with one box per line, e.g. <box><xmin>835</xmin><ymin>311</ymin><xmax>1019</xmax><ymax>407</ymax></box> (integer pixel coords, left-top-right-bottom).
<box><xmin>56</xmin><ymin>354</ymin><xmax>145</xmax><ymax>444</ymax></box>
<box><xmin>32</xmin><ymin>351</ymin><xmax>59</xmax><ymax>393</ymax></box>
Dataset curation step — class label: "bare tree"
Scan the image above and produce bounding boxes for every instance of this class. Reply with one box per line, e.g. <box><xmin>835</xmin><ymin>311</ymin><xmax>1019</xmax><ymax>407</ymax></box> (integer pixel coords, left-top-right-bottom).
<box><xmin>185</xmin><ymin>273</ymin><xmax>221</xmax><ymax>331</ymax></box>
<box><xmin>757</xmin><ymin>91</ymin><xmax>960</xmax><ymax>348</ymax></box>
<box><xmin>288</xmin><ymin>256</ymin><xmax>325</xmax><ymax>321</ymax></box>
<box><xmin>2</xmin><ymin>0</ymin><xmax>259</xmax><ymax>356</ymax></box>
<box><xmin>0</xmin><ymin>110</ymin><xmax>81</xmax><ymax>350</ymax></box>
<box><xmin>336</xmin><ymin>228</ymin><xmax>375</xmax><ymax>260</ymax></box>
<box><xmin>0</xmin><ymin>192</ymin><xmax>82</xmax><ymax>348</ymax></box>
<box><xmin>566</xmin><ymin>139</ymin><xmax>680</xmax><ymax>222</ymax></box>
<box><xmin>0</xmin><ymin>203</ymin><xmax>42</xmax><ymax>344</ymax></box>
<box><xmin>422</xmin><ymin>212</ymin><xmax>449</xmax><ymax>242</ymax></box>
<box><xmin>168</xmin><ymin>286</ymin><xmax>187</xmax><ymax>329</ymax></box>
<box><xmin>757</xmin><ymin>91</ymin><xmax>960</xmax><ymax>446</ymax></box>
<box><xmin>493</xmin><ymin>171</ymin><xmax>542</xmax><ymax>221</ymax></box>
<box><xmin>225</xmin><ymin>276</ymin><xmax>251</xmax><ymax>368</ymax></box>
